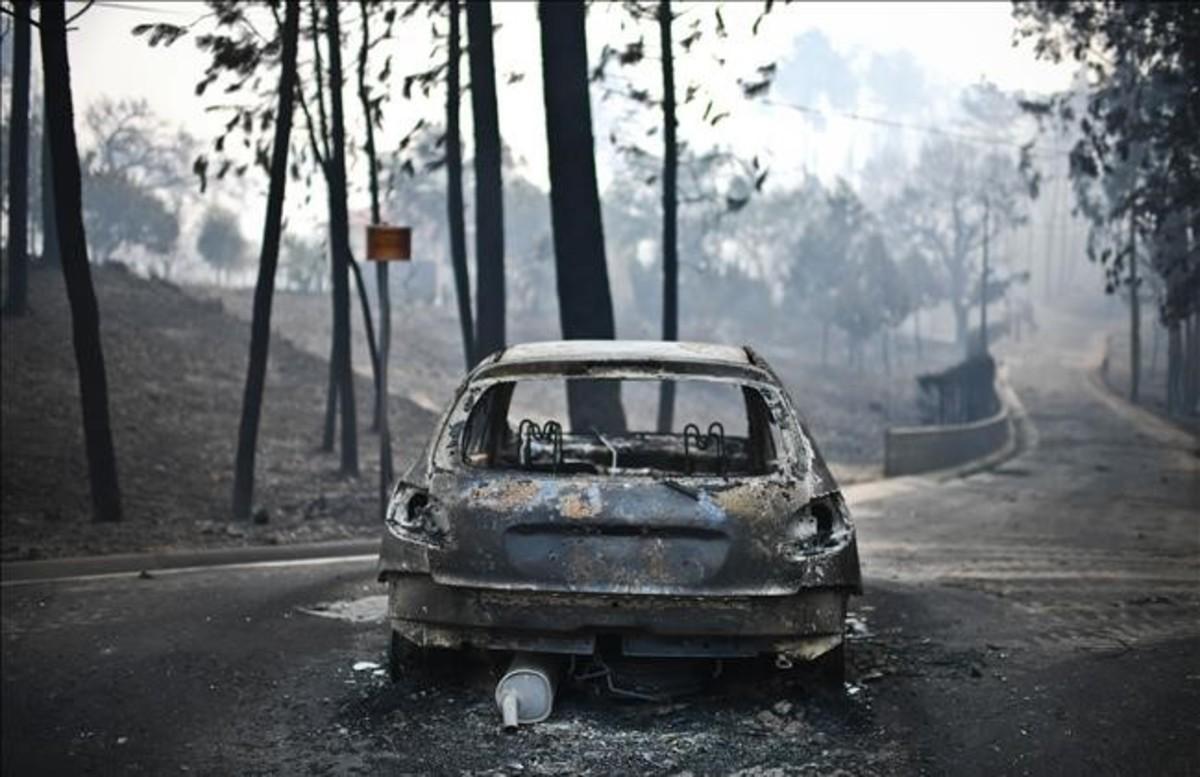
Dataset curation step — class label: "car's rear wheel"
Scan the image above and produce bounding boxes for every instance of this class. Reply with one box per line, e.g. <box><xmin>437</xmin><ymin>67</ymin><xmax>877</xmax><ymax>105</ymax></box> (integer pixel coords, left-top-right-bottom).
<box><xmin>812</xmin><ymin>642</ymin><xmax>846</xmax><ymax>685</ymax></box>
<box><xmin>388</xmin><ymin>629</ymin><xmax>460</xmax><ymax>682</ymax></box>
<box><xmin>388</xmin><ymin>630</ymin><xmax>405</xmax><ymax>682</ymax></box>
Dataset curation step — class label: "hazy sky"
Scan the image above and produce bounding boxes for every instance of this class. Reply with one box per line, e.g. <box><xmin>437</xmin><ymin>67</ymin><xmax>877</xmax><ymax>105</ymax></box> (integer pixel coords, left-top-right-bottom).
<box><xmin>52</xmin><ymin>0</ymin><xmax>1075</xmax><ymax>235</ymax></box>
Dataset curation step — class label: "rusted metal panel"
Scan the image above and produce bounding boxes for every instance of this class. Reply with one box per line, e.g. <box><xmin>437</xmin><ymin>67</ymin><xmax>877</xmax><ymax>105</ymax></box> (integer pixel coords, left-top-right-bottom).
<box><xmin>387</xmin><ymin>575</ymin><xmax>847</xmax><ymax>656</ymax></box>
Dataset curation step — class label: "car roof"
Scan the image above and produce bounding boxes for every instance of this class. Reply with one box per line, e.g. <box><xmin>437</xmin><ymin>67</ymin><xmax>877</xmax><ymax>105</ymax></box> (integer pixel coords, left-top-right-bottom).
<box><xmin>494</xmin><ymin>340</ymin><xmax>752</xmax><ymax>367</ymax></box>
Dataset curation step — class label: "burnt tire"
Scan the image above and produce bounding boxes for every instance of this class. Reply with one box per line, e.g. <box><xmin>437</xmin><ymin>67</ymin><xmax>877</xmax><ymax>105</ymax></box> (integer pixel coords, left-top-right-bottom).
<box><xmin>388</xmin><ymin>630</ymin><xmax>405</xmax><ymax>683</ymax></box>
<box><xmin>812</xmin><ymin>642</ymin><xmax>846</xmax><ymax>685</ymax></box>
<box><xmin>388</xmin><ymin>630</ymin><xmax>460</xmax><ymax>683</ymax></box>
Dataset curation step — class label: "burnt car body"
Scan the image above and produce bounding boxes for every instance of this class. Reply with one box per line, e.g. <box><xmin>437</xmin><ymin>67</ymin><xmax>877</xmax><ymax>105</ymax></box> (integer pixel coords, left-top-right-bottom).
<box><xmin>379</xmin><ymin>341</ymin><xmax>861</xmax><ymax>670</ymax></box>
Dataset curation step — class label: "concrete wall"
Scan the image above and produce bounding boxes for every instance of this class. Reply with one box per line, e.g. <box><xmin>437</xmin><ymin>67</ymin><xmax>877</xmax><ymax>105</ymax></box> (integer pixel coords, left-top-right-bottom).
<box><xmin>884</xmin><ymin>401</ymin><xmax>1011</xmax><ymax>477</ymax></box>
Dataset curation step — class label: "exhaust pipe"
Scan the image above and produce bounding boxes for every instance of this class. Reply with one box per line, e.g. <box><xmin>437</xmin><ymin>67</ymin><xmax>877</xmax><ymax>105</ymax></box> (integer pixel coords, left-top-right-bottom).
<box><xmin>494</xmin><ymin>652</ymin><xmax>563</xmax><ymax>729</ymax></box>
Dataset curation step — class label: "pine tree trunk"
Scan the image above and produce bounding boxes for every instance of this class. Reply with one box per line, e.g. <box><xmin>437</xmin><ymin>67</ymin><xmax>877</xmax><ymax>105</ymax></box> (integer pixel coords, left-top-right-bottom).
<box><xmin>1166</xmin><ymin>322</ymin><xmax>1182</xmax><ymax>415</ymax></box>
<box><xmin>42</xmin><ymin>118</ymin><xmax>59</xmax><ymax>267</ymax></box>
<box><xmin>325</xmin><ymin>0</ymin><xmax>358</xmax><ymax>476</ymax></box>
<box><xmin>1</xmin><ymin>25</ymin><xmax>5</xmax><ymax>263</ymax></box>
<box><xmin>467</xmin><ymin>0</ymin><xmax>505</xmax><ymax>366</ymax></box>
<box><xmin>310</xmin><ymin>0</ymin><xmax>340</xmax><ymax>453</ymax></box>
<box><xmin>913</xmin><ymin>307</ymin><xmax>923</xmax><ymax>363</ymax></box>
<box><xmin>1149</xmin><ymin>317</ymin><xmax>1160</xmax><ymax>380</ymax></box>
<box><xmin>322</xmin><ymin>353</ymin><xmax>338</xmax><ymax>450</ymax></box>
<box><xmin>232</xmin><ymin>1</ymin><xmax>300</xmax><ymax>522</ymax></box>
<box><xmin>348</xmin><ymin>255</ymin><xmax>382</xmax><ymax>433</ymax></box>
<box><xmin>5</xmin><ymin>0</ymin><xmax>30</xmax><ymax>315</ymax></box>
<box><xmin>953</xmin><ymin>300</ymin><xmax>970</xmax><ymax>357</ymax></box>
<box><xmin>40</xmin><ymin>2</ymin><xmax>123</xmax><ymax>522</ymax></box>
<box><xmin>655</xmin><ymin>0</ymin><xmax>678</xmax><ymax>434</ymax></box>
<box><xmin>446</xmin><ymin>0</ymin><xmax>475</xmax><ymax>371</ymax></box>
<box><xmin>1187</xmin><ymin>313</ymin><xmax>1199</xmax><ymax>415</ymax></box>
<box><xmin>1128</xmin><ymin>214</ymin><xmax>1140</xmax><ymax>403</ymax></box>
<box><xmin>357</xmin><ymin>0</ymin><xmax>392</xmax><ymax>506</ymax></box>
<box><xmin>538</xmin><ymin>0</ymin><xmax>626</xmax><ymax>432</ymax></box>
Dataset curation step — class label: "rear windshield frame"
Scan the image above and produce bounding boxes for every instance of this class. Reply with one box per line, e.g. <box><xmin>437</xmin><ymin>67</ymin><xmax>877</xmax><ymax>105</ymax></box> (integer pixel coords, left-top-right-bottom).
<box><xmin>432</xmin><ymin>372</ymin><xmax>806</xmax><ymax>480</ymax></box>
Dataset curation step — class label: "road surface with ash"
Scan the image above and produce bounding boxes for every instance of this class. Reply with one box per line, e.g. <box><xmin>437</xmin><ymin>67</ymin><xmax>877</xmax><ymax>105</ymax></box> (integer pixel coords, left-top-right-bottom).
<box><xmin>3</xmin><ymin>328</ymin><xmax>1197</xmax><ymax>776</ymax></box>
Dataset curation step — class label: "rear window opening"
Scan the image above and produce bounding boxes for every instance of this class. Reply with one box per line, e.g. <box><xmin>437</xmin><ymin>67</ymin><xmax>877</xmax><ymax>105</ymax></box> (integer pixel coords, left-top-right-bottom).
<box><xmin>459</xmin><ymin>377</ymin><xmax>783</xmax><ymax>477</ymax></box>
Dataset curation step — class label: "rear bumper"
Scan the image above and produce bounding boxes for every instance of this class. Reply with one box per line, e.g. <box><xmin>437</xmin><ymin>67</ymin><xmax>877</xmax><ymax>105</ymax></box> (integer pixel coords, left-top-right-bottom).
<box><xmin>385</xmin><ymin>573</ymin><xmax>849</xmax><ymax>658</ymax></box>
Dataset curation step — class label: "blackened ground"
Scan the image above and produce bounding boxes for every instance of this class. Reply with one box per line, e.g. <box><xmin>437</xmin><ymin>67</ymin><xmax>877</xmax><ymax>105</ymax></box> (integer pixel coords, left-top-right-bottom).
<box><xmin>2</xmin><ymin>308</ymin><xmax>1197</xmax><ymax>776</ymax></box>
<box><xmin>0</xmin><ymin>264</ymin><xmax>436</xmax><ymax>560</ymax></box>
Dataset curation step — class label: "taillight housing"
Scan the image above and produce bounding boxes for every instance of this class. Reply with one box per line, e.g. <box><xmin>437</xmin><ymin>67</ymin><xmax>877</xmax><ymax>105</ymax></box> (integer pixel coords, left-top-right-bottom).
<box><xmin>385</xmin><ymin>482</ymin><xmax>444</xmax><ymax>546</ymax></box>
<box><xmin>781</xmin><ymin>493</ymin><xmax>848</xmax><ymax>558</ymax></box>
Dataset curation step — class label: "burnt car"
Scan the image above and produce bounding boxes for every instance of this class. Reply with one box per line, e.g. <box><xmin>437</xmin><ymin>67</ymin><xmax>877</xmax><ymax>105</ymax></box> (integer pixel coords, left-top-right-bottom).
<box><xmin>379</xmin><ymin>341</ymin><xmax>861</xmax><ymax>677</ymax></box>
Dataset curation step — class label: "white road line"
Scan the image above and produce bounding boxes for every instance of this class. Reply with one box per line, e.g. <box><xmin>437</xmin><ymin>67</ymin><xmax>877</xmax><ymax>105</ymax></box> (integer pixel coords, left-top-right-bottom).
<box><xmin>0</xmin><ymin>554</ymin><xmax>378</xmax><ymax>589</ymax></box>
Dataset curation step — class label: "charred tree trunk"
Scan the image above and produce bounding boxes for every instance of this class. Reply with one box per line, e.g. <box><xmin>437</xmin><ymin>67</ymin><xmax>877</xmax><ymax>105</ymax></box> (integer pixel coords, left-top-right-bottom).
<box><xmin>1187</xmin><ymin>312</ymin><xmax>1199</xmax><ymax>415</ymax></box>
<box><xmin>309</xmin><ymin>0</ymin><xmax>341</xmax><ymax>453</ymax></box>
<box><xmin>467</xmin><ymin>0</ymin><xmax>505</xmax><ymax>365</ymax></box>
<box><xmin>322</xmin><ymin>353</ymin><xmax>339</xmax><ymax>450</ymax></box>
<box><xmin>40</xmin><ymin>2</ymin><xmax>123</xmax><ymax>522</ymax></box>
<box><xmin>655</xmin><ymin>0</ymin><xmax>678</xmax><ymax>434</ymax></box>
<box><xmin>1128</xmin><ymin>214</ymin><xmax>1140</xmax><ymax>403</ymax></box>
<box><xmin>953</xmin><ymin>299</ymin><xmax>970</xmax><ymax>356</ymax></box>
<box><xmin>325</xmin><ymin>0</ymin><xmax>358</xmax><ymax>476</ymax></box>
<box><xmin>357</xmin><ymin>0</ymin><xmax>392</xmax><ymax>505</ymax></box>
<box><xmin>913</xmin><ymin>307</ymin><xmax>923</xmax><ymax>362</ymax></box>
<box><xmin>538</xmin><ymin>0</ymin><xmax>626</xmax><ymax>432</ymax></box>
<box><xmin>348</xmin><ymin>254</ymin><xmax>382</xmax><ymax>431</ymax></box>
<box><xmin>446</xmin><ymin>0</ymin><xmax>475</xmax><ymax>370</ymax></box>
<box><xmin>1167</xmin><ymin>321</ymin><xmax>1182</xmax><ymax>415</ymax></box>
<box><xmin>42</xmin><ymin>113</ymin><xmax>59</xmax><ymax>267</ymax></box>
<box><xmin>5</xmin><ymin>0</ymin><xmax>30</xmax><ymax>315</ymax></box>
<box><xmin>304</xmin><ymin>1</ymin><xmax>376</xmax><ymax>456</ymax></box>
<box><xmin>232</xmin><ymin>1</ymin><xmax>300</xmax><ymax>522</ymax></box>
<box><xmin>1149</xmin><ymin>316</ymin><xmax>1161</xmax><ymax>380</ymax></box>
<box><xmin>1</xmin><ymin>24</ymin><xmax>5</xmax><ymax>263</ymax></box>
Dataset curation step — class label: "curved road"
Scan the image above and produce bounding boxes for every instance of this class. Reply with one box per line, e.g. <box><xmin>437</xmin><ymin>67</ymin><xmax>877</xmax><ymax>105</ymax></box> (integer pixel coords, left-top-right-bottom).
<box><xmin>3</xmin><ymin>327</ymin><xmax>1197</xmax><ymax>775</ymax></box>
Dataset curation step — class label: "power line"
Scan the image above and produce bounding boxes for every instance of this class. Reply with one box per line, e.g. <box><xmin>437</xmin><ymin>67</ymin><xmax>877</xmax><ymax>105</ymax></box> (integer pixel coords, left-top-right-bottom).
<box><xmin>91</xmin><ymin>1</ymin><xmax>195</xmax><ymax>17</ymax></box>
<box><xmin>763</xmin><ymin>98</ymin><xmax>1074</xmax><ymax>159</ymax></box>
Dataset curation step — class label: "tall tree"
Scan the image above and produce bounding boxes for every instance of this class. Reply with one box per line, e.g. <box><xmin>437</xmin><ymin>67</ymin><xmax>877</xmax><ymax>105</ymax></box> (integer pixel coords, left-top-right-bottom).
<box><xmin>446</xmin><ymin>0</ymin><xmax>474</xmax><ymax>370</ymax></box>
<box><xmin>1</xmin><ymin>17</ymin><xmax>6</xmax><ymax>269</ymax></box>
<box><xmin>356</xmin><ymin>0</ymin><xmax>392</xmax><ymax>513</ymax></box>
<box><xmin>40</xmin><ymin>0</ymin><xmax>123</xmax><ymax>522</ymax></box>
<box><xmin>324</xmin><ymin>0</ymin><xmax>358</xmax><ymax>475</ymax></box>
<box><xmin>655</xmin><ymin>0</ymin><xmax>678</xmax><ymax>433</ymax></box>
<box><xmin>894</xmin><ymin>139</ymin><xmax>1026</xmax><ymax>357</ymax></box>
<box><xmin>294</xmin><ymin>1</ymin><xmax>379</xmax><ymax>450</ymax></box>
<box><xmin>467</xmin><ymin>0</ymin><xmax>505</xmax><ymax>365</ymax></box>
<box><xmin>590</xmin><ymin>1</ymin><xmax>777</xmax><ymax>426</ymax></box>
<box><xmin>538</xmin><ymin>0</ymin><xmax>626</xmax><ymax>431</ymax></box>
<box><xmin>4</xmin><ymin>0</ymin><xmax>30</xmax><ymax>315</ymax></box>
<box><xmin>232</xmin><ymin>0</ymin><xmax>300</xmax><ymax>522</ymax></box>
<box><xmin>309</xmin><ymin>0</ymin><xmax>343</xmax><ymax>454</ymax></box>
<box><xmin>41</xmin><ymin>105</ymin><xmax>59</xmax><ymax>266</ymax></box>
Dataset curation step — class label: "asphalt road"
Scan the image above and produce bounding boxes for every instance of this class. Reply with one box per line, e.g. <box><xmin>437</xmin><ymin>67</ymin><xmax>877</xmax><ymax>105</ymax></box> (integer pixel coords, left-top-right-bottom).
<box><xmin>3</xmin><ymin>329</ymin><xmax>1198</xmax><ymax>776</ymax></box>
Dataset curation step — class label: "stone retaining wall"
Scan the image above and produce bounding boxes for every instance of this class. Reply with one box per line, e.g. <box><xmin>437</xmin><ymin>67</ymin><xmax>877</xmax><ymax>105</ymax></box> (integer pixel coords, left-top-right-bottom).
<box><xmin>884</xmin><ymin>390</ymin><xmax>1011</xmax><ymax>477</ymax></box>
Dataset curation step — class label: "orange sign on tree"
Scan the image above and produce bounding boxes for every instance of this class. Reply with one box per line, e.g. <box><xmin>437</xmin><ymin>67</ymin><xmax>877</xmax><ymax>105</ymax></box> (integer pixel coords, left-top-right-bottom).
<box><xmin>366</xmin><ymin>225</ymin><xmax>412</xmax><ymax>261</ymax></box>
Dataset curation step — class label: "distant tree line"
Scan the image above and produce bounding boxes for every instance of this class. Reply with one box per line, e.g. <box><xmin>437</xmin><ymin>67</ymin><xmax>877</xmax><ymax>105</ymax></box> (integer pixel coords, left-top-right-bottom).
<box><xmin>1015</xmin><ymin>1</ymin><xmax>1199</xmax><ymax>417</ymax></box>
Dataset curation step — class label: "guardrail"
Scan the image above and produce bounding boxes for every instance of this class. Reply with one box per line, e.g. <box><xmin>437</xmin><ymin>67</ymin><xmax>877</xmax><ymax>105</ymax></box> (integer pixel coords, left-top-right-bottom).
<box><xmin>883</xmin><ymin>376</ymin><xmax>1013</xmax><ymax>477</ymax></box>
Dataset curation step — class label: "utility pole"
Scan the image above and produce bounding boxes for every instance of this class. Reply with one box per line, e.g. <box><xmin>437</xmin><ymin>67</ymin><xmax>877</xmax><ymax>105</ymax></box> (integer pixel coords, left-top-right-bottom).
<box><xmin>980</xmin><ymin>193</ymin><xmax>990</xmax><ymax>355</ymax></box>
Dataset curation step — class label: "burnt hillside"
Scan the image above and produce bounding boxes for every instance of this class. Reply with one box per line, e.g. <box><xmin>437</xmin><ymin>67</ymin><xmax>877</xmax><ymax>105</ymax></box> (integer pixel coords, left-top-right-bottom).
<box><xmin>1</xmin><ymin>264</ymin><xmax>436</xmax><ymax>560</ymax></box>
